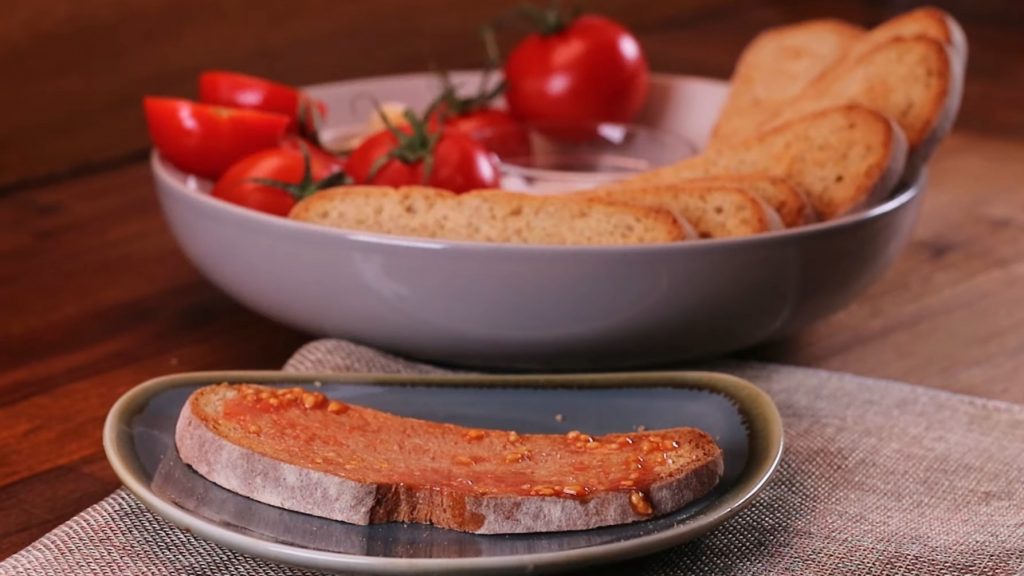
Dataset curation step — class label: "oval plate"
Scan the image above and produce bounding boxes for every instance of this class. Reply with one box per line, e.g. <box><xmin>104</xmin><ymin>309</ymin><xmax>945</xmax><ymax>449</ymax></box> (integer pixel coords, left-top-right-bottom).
<box><xmin>104</xmin><ymin>371</ymin><xmax>783</xmax><ymax>575</ymax></box>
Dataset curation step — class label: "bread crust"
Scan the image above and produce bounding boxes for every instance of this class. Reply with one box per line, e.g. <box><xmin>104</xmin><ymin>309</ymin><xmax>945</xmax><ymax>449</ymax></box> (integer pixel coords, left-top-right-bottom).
<box><xmin>177</xmin><ymin>395</ymin><xmax>379</xmax><ymax>525</ymax></box>
<box><xmin>904</xmin><ymin>40</ymin><xmax>962</xmax><ymax>178</ymax></box>
<box><xmin>864</xmin><ymin>115</ymin><xmax>910</xmax><ymax>209</ymax></box>
<box><xmin>176</xmin><ymin>385</ymin><xmax>725</xmax><ymax>534</ymax></box>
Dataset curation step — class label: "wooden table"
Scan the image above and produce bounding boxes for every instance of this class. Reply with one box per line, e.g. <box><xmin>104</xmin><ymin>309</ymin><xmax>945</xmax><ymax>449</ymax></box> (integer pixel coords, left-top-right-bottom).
<box><xmin>2</xmin><ymin>0</ymin><xmax>1022</xmax><ymax>561</ymax></box>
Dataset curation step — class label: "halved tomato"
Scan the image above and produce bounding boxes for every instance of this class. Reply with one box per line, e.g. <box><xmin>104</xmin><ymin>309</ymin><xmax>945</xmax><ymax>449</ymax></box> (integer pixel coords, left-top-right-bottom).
<box><xmin>199</xmin><ymin>71</ymin><xmax>326</xmax><ymax>134</ymax></box>
<box><xmin>143</xmin><ymin>97</ymin><xmax>290</xmax><ymax>179</ymax></box>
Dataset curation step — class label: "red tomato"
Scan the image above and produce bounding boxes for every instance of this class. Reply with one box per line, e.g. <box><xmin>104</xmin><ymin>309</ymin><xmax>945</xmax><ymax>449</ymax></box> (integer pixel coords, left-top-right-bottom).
<box><xmin>347</xmin><ymin>128</ymin><xmax>498</xmax><ymax>193</ymax></box>
<box><xmin>212</xmin><ymin>147</ymin><xmax>348</xmax><ymax>216</ymax></box>
<box><xmin>432</xmin><ymin>108</ymin><xmax>531</xmax><ymax>160</ymax></box>
<box><xmin>504</xmin><ymin>14</ymin><xmax>649</xmax><ymax>136</ymax></box>
<box><xmin>199</xmin><ymin>70</ymin><xmax>327</xmax><ymax>134</ymax></box>
<box><xmin>279</xmin><ymin>135</ymin><xmax>346</xmax><ymax>174</ymax></box>
<box><xmin>144</xmin><ymin>97</ymin><xmax>290</xmax><ymax>179</ymax></box>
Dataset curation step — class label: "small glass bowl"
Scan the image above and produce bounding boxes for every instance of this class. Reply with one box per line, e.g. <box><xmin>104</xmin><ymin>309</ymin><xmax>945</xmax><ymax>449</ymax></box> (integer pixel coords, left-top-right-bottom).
<box><xmin>320</xmin><ymin>120</ymin><xmax>697</xmax><ymax>195</ymax></box>
<box><xmin>495</xmin><ymin>122</ymin><xmax>697</xmax><ymax>194</ymax></box>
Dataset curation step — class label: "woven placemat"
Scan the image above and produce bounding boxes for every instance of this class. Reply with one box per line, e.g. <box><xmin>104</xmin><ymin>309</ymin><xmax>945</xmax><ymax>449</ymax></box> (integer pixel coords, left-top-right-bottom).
<box><xmin>3</xmin><ymin>339</ymin><xmax>1023</xmax><ymax>575</ymax></box>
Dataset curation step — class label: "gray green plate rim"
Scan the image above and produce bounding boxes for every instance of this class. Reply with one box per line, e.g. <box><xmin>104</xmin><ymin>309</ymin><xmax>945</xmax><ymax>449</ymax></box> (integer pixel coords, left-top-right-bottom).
<box><xmin>103</xmin><ymin>370</ymin><xmax>783</xmax><ymax>575</ymax></box>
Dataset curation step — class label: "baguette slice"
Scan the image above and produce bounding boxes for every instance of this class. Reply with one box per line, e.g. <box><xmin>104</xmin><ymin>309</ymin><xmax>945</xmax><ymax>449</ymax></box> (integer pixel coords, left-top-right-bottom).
<box><xmin>176</xmin><ymin>384</ymin><xmax>725</xmax><ymax>534</ymax></box>
<box><xmin>711</xmin><ymin>6</ymin><xmax>967</xmax><ymax>159</ymax></box>
<box><xmin>711</xmin><ymin>19</ymin><xmax>865</xmax><ymax>144</ymax></box>
<box><xmin>845</xmin><ymin>6</ymin><xmax>967</xmax><ymax>67</ymax></box>
<box><xmin>289</xmin><ymin>186</ymin><xmax>686</xmax><ymax>245</ymax></box>
<box><xmin>618</xmin><ymin>105</ymin><xmax>907</xmax><ymax>220</ymax></box>
<box><xmin>578</xmin><ymin>182</ymin><xmax>783</xmax><ymax>238</ymax></box>
<box><xmin>593</xmin><ymin>175</ymin><xmax>812</xmax><ymax>229</ymax></box>
<box><xmin>758</xmin><ymin>36</ymin><xmax>961</xmax><ymax>174</ymax></box>
<box><xmin>687</xmin><ymin>176</ymin><xmax>815</xmax><ymax>228</ymax></box>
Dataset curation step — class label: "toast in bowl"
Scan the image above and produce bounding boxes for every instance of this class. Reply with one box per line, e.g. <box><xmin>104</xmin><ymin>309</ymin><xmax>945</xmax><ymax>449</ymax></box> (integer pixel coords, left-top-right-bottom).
<box><xmin>289</xmin><ymin>186</ymin><xmax>689</xmax><ymax>245</ymax></box>
<box><xmin>588</xmin><ymin>175</ymin><xmax>812</xmax><ymax>230</ymax></box>
<box><xmin>175</xmin><ymin>383</ymin><xmax>725</xmax><ymax>534</ymax></box>
<box><xmin>576</xmin><ymin>181</ymin><xmax>784</xmax><ymax>238</ymax></box>
<box><xmin>711</xmin><ymin>18</ymin><xmax>865</xmax><ymax>144</ymax></box>
<box><xmin>756</xmin><ymin>36</ymin><xmax>961</xmax><ymax>174</ymax></box>
<box><xmin>615</xmin><ymin>105</ymin><xmax>908</xmax><ymax>220</ymax></box>
<box><xmin>711</xmin><ymin>6</ymin><xmax>966</xmax><ymax>172</ymax></box>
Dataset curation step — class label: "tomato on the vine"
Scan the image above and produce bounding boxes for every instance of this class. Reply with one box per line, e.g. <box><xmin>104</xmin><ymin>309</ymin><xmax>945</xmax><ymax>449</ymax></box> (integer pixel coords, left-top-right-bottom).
<box><xmin>199</xmin><ymin>70</ymin><xmax>326</xmax><ymax>136</ymax></box>
<box><xmin>143</xmin><ymin>97</ymin><xmax>290</xmax><ymax>179</ymax></box>
<box><xmin>212</xmin><ymin>145</ymin><xmax>348</xmax><ymax>216</ymax></box>
<box><xmin>430</xmin><ymin>105</ymin><xmax>530</xmax><ymax>161</ymax></box>
<box><xmin>347</xmin><ymin>113</ymin><xmax>499</xmax><ymax>193</ymax></box>
<box><xmin>503</xmin><ymin>12</ymin><xmax>649</xmax><ymax>136</ymax></box>
<box><xmin>425</xmin><ymin>76</ymin><xmax>531</xmax><ymax>160</ymax></box>
<box><xmin>279</xmin><ymin>135</ymin><xmax>346</xmax><ymax>174</ymax></box>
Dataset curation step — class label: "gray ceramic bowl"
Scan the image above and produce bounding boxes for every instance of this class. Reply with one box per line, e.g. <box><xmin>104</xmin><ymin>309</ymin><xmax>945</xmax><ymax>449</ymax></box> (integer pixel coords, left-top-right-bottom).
<box><xmin>151</xmin><ymin>73</ymin><xmax>923</xmax><ymax>370</ymax></box>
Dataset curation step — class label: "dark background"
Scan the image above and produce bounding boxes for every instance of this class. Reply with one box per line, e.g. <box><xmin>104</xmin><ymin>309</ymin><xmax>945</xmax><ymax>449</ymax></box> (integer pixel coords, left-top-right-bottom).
<box><xmin>2</xmin><ymin>0</ymin><xmax>1021</xmax><ymax>191</ymax></box>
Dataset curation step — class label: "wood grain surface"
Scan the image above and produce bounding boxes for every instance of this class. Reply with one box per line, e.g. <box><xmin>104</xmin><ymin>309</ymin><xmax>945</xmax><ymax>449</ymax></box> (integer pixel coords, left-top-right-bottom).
<box><xmin>2</xmin><ymin>0</ymin><xmax>1023</xmax><ymax>561</ymax></box>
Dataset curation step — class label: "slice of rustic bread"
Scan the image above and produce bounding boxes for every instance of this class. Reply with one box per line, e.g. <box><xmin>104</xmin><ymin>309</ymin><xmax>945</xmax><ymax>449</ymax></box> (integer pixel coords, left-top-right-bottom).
<box><xmin>289</xmin><ymin>186</ymin><xmax>686</xmax><ymax>245</ymax></box>
<box><xmin>578</xmin><ymin>182</ymin><xmax>784</xmax><ymax>238</ymax></box>
<box><xmin>711</xmin><ymin>19</ymin><xmax>865</xmax><ymax>145</ymax></box>
<box><xmin>758</xmin><ymin>36</ymin><xmax>960</xmax><ymax>174</ymax></box>
<box><xmin>176</xmin><ymin>383</ymin><xmax>725</xmax><ymax>534</ymax></box>
<box><xmin>616</xmin><ymin>105</ymin><xmax>907</xmax><ymax>220</ymax></box>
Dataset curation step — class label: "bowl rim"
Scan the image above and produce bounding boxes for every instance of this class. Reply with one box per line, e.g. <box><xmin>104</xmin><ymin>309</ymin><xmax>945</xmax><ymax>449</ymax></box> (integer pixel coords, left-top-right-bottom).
<box><xmin>152</xmin><ymin>149</ymin><xmax>923</xmax><ymax>254</ymax></box>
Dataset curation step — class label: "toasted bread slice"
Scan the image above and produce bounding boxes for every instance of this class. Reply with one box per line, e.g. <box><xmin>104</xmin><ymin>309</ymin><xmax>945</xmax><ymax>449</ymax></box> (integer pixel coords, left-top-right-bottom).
<box><xmin>595</xmin><ymin>176</ymin><xmax>812</xmax><ymax>229</ymax></box>
<box><xmin>847</xmin><ymin>6</ymin><xmax>967</xmax><ymax>65</ymax></box>
<box><xmin>579</xmin><ymin>182</ymin><xmax>784</xmax><ymax>238</ymax></box>
<box><xmin>289</xmin><ymin>186</ymin><xmax>686</xmax><ymax>245</ymax></box>
<box><xmin>467</xmin><ymin>188</ymin><xmax>705</xmax><ymax>239</ymax></box>
<box><xmin>176</xmin><ymin>383</ymin><xmax>725</xmax><ymax>534</ymax></box>
<box><xmin>711</xmin><ymin>19</ymin><xmax>865</xmax><ymax>145</ymax></box>
<box><xmin>687</xmin><ymin>176</ymin><xmax>814</xmax><ymax>228</ymax></box>
<box><xmin>711</xmin><ymin>7</ymin><xmax>966</xmax><ymax>164</ymax></box>
<box><xmin>760</xmin><ymin>36</ymin><xmax>960</xmax><ymax>174</ymax></box>
<box><xmin>618</xmin><ymin>105</ymin><xmax>908</xmax><ymax>220</ymax></box>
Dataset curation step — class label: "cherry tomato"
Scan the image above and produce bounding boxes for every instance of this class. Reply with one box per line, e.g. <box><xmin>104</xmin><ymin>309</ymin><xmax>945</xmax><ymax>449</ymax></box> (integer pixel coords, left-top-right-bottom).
<box><xmin>347</xmin><ymin>127</ymin><xmax>498</xmax><ymax>193</ymax></box>
<box><xmin>431</xmin><ymin>107</ymin><xmax>531</xmax><ymax>160</ymax></box>
<box><xmin>144</xmin><ymin>97</ymin><xmax>290</xmax><ymax>179</ymax></box>
<box><xmin>212</xmin><ymin>146</ymin><xmax>348</xmax><ymax>216</ymax></box>
<box><xmin>198</xmin><ymin>70</ymin><xmax>327</xmax><ymax>134</ymax></box>
<box><xmin>279</xmin><ymin>135</ymin><xmax>346</xmax><ymax>174</ymax></box>
<box><xmin>504</xmin><ymin>14</ymin><xmax>649</xmax><ymax>137</ymax></box>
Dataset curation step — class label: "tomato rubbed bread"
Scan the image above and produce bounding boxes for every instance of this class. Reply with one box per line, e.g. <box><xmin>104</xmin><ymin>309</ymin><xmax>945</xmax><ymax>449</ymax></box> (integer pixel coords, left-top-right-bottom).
<box><xmin>176</xmin><ymin>383</ymin><xmax>724</xmax><ymax>534</ymax></box>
